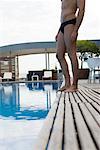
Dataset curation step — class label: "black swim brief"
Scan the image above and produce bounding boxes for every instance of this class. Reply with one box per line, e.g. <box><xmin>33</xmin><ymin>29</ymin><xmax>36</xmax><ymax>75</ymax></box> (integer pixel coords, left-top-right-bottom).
<box><xmin>59</xmin><ymin>18</ymin><xmax>76</xmax><ymax>34</ymax></box>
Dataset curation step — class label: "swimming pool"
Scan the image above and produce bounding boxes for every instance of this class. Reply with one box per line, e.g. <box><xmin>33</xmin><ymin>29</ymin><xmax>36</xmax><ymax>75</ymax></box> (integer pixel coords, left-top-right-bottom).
<box><xmin>0</xmin><ymin>81</ymin><xmax>61</xmax><ymax>150</ymax></box>
<box><xmin>0</xmin><ymin>81</ymin><xmax>61</xmax><ymax>120</ymax></box>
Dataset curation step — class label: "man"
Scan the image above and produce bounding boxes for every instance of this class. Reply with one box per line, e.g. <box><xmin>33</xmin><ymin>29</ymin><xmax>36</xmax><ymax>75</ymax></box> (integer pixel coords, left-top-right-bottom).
<box><xmin>56</xmin><ymin>0</ymin><xmax>85</xmax><ymax>92</ymax></box>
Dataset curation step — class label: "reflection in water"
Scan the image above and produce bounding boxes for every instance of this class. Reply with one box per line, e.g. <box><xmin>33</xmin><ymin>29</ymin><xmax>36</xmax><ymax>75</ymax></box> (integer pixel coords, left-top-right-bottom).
<box><xmin>0</xmin><ymin>82</ymin><xmax>61</xmax><ymax>120</ymax></box>
<box><xmin>0</xmin><ymin>84</ymin><xmax>20</xmax><ymax>119</ymax></box>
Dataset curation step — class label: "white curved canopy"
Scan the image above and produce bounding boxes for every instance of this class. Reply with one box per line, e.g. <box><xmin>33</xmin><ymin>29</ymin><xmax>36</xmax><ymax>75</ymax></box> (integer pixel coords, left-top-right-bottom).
<box><xmin>0</xmin><ymin>41</ymin><xmax>56</xmax><ymax>57</ymax></box>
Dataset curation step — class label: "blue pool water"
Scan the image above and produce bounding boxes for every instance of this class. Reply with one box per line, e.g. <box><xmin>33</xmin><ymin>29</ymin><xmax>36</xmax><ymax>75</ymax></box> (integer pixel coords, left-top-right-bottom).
<box><xmin>0</xmin><ymin>81</ymin><xmax>62</xmax><ymax>150</ymax></box>
<box><xmin>0</xmin><ymin>81</ymin><xmax>61</xmax><ymax>120</ymax></box>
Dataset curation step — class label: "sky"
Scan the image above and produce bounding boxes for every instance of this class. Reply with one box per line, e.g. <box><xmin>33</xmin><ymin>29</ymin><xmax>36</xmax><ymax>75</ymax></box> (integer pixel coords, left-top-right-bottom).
<box><xmin>0</xmin><ymin>0</ymin><xmax>100</xmax><ymax>47</ymax></box>
<box><xmin>0</xmin><ymin>0</ymin><xmax>100</xmax><ymax>76</ymax></box>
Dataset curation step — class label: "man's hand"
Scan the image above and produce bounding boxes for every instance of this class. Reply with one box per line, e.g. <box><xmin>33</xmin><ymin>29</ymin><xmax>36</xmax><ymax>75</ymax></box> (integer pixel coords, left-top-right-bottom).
<box><xmin>71</xmin><ymin>31</ymin><xmax>78</xmax><ymax>42</ymax></box>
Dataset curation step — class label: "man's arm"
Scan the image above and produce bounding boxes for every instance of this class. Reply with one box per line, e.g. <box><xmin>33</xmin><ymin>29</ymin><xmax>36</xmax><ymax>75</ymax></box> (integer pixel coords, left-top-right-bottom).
<box><xmin>74</xmin><ymin>0</ymin><xmax>85</xmax><ymax>32</ymax></box>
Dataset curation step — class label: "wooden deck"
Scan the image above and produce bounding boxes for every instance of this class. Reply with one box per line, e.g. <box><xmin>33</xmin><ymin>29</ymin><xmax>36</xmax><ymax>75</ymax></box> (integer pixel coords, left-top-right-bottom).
<box><xmin>34</xmin><ymin>86</ymin><xmax>100</xmax><ymax>150</ymax></box>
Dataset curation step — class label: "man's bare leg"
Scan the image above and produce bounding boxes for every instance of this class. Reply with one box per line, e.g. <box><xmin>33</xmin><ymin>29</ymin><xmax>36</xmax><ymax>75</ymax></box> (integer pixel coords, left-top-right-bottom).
<box><xmin>63</xmin><ymin>24</ymin><xmax>79</xmax><ymax>92</ymax></box>
<box><xmin>70</xmin><ymin>40</ymin><xmax>79</xmax><ymax>90</ymax></box>
<box><xmin>56</xmin><ymin>31</ymin><xmax>71</xmax><ymax>91</ymax></box>
<box><xmin>57</xmin><ymin>57</ymin><xmax>71</xmax><ymax>91</ymax></box>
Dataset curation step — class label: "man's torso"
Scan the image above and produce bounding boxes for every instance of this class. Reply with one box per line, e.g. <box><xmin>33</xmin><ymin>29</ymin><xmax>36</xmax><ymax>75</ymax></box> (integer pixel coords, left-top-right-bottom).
<box><xmin>61</xmin><ymin>0</ymin><xmax>77</xmax><ymax>23</ymax></box>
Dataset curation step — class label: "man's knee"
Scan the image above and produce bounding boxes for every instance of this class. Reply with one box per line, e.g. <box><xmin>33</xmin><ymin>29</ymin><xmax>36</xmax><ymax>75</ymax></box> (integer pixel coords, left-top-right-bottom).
<box><xmin>56</xmin><ymin>53</ymin><xmax>64</xmax><ymax>62</ymax></box>
<box><xmin>68</xmin><ymin>50</ymin><xmax>77</xmax><ymax>62</ymax></box>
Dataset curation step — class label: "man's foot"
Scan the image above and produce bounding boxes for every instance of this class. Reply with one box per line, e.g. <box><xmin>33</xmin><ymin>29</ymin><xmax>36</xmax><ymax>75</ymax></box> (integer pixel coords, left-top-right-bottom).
<box><xmin>57</xmin><ymin>85</ymin><xmax>70</xmax><ymax>92</ymax></box>
<box><xmin>64</xmin><ymin>85</ymin><xmax>78</xmax><ymax>92</ymax></box>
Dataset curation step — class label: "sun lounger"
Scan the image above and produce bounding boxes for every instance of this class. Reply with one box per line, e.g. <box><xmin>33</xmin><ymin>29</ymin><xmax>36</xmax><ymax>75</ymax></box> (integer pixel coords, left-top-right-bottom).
<box><xmin>42</xmin><ymin>71</ymin><xmax>52</xmax><ymax>80</ymax></box>
<box><xmin>2</xmin><ymin>72</ymin><xmax>12</xmax><ymax>82</ymax></box>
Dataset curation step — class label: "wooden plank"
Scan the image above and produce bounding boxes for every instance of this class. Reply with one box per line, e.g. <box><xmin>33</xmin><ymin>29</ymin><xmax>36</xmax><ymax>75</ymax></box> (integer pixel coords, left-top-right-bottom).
<box><xmin>69</xmin><ymin>92</ymin><xmax>76</xmax><ymax>104</ymax></box>
<box><xmin>70</xmin><ymin>93</ymin><xmax>96</xmax><ymax>150</ymax></box>
<box><xmin>85</xmin><ymin>89</ymin><xmax>100</xmax><ymax>103</ymax></box>
<box><xmin>85</xmin><ymin>102</ymin><xmax>100</xmax><ymax>126</ymax></box>
<box><xmin>34</xmin><ymin>93</ymin><xmax>61</xmax><ymax>150</ymax></box>
<box><xmin>92</xmin><ymin>89</ymin><xmax>100</xmax><ymax>94</ymax></box>
<box><xmin>79</xmin><ymin>103</ymin><xmax>100</xmax><ymax>149</ymax></box>
<box><xmin>77</xmin><ymin>90</ymin><xmax>88</xmax><ymax>103</ymax></box>
<box><xmin>35</xmin><ymin>85</ymin><xmax>100</xmax><ymax>150</ymax></box>
<box><xmin>88</xmin><ymin>89</ymin><xmax>100</xmax><ymax>97</ymax></box>
<box><xmin>64</xmin><ymin>93</ymin><xmax>79</xmax><ymax>150</ymax></box>
<box><xmin>79</xmin><ymin>85</ymin><xmax>100</xmax><ymax>97</ymax></box>
<box><xmin>77</xmin><ymin>90</ymin><xmax>100</xmax><ymax>125</ymax></box>
<box><xmin>73</xmin><ymin>91</ymin><xmax>82</xmax><ymax>103</ymax></box>
<box><xmin>79</xmin><ymin>90</ymin><xmax>100</xmax><ymax>113</ymax></box>
<box><xmin>48</xmin><ymin>93</ymin><xmax>65</xmax><ymax>150</ymax></box>
<box><xmin>81</xmin><ymin>89</ymin><xmax>100</xmax><ymax>105</ymax></box>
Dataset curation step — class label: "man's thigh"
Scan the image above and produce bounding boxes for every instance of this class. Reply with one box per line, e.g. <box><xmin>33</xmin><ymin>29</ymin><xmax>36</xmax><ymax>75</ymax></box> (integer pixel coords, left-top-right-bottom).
<box><xmin>56</xmin><ymin>31</ymin><xmax>66</xmax><ymax>56</ymax></box>
<box><xmin>64</xmin><ymin>24</ymin><xmax>75</xmax><ymax>50</ymax></box>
